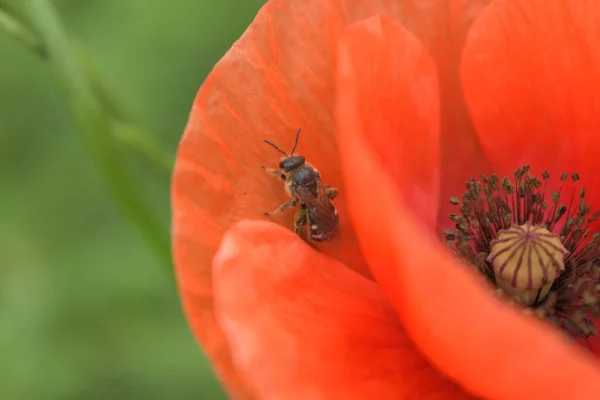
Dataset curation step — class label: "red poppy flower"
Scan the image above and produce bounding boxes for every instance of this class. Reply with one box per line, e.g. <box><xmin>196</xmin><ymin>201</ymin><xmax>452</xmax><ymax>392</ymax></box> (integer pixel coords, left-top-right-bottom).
<box><xmin>171</xmin><ymin>0</ymin><xmax>600</xmax><ymax>398</ymax></box>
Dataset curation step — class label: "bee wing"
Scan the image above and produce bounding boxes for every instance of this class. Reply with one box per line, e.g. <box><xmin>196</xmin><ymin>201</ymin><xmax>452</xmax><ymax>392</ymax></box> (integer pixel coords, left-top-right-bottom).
<box><xmin>295</xmin><ymin>181</ymin><xmax>339</xmax><ymax>240</ymax></box>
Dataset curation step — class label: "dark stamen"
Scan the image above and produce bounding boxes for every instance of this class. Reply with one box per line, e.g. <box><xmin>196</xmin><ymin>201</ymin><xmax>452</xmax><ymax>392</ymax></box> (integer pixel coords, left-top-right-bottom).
<box><xmin>445</xmin><ymin>166</ymin><xmax>600</xmax><ymax>340</ymax></box>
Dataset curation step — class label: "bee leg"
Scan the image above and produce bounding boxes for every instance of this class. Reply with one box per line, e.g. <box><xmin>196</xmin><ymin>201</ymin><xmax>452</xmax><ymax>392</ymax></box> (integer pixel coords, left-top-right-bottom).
<box><xmin>294</xmin><ymin>207</ymin><xmax>321</xmax><ymax>250</ymax></box>
<box><xmin>264</xmin><ymin>199</ymin><xmax>298</xmax><ymax>216</ymax></box>
<box><xmin>325</xmin><ymin>186</ymin><xmax>339</xmax><ymax>199</ymax></box>
<box><xmin>294</xmin><ymin>206</ymin><xmax>318</xmax><ymax>249</ymax></box>
<box><xmin>262</xmin><ymin>166</ymin><xmax>286</xmax><ymax>181</ymax></box>
<box><xmin>293</xmin><ymin>206</ymin><xmax>308</xmax><ymax>235</ymax></box>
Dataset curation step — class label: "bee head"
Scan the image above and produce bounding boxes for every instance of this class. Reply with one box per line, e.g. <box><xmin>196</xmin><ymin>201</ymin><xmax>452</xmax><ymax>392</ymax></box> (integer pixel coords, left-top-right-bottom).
<box><xmin>279</xmin><ymin>155</ymin><xmax>305</xmax><ymax>172</ymax></box>
<box><xmin>263</xmin><ymin>128</ymin><xmax>305</xmax><ymax>172</ymax></box>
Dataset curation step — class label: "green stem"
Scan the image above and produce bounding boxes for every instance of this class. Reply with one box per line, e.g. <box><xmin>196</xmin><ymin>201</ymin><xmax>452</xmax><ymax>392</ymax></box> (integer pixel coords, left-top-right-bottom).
<box><xmin>0</xmin><ymin>7</ymin><xmax>173</xmax><ymax>183</ymax></box>
<box><xmin>14</xmin><ymin>0</ymin><xmax>172</xmax><ymax>273</ymax></box>
<box><xmin>73</xmin><ymin>42</ymin><xmax>174</xmax><ymax>178</ymax></box>
<box><xmin>0</xmin><ymin>5</ymin><xmax>43</xmax><ymax>54</ymax></box>
<box><xmin>71</xmin><ymin>41</ymin><xmax>133</xmax><ymax>123</ymax></box>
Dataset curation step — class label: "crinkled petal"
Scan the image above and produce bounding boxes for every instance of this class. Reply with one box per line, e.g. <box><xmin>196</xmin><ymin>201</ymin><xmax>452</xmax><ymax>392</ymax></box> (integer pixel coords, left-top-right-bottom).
<box><xmin>336</xmin><ymin>14</ymin><xmax>600</xmax><ymax>400</ymax></box>
<box><xmin>462</xmin><ymin>0</ymin><xmax>600</xmax><ymax>211</ymax></box>
<box><xmin>213</xmin><ymin>220</ymin><xmax>470</xmax><ymax>399</ymax></box>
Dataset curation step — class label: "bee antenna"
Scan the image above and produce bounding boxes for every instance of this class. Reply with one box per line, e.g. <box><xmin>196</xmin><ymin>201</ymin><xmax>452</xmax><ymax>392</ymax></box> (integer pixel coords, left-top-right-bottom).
<box><xmin>290</xmin><ymin>127</ymin><xmax>302</xmax><ymax>155</ymax></box>
<box><xmin>262</xmin><ymin>139</ymin><xmax>288</xmax><ymax>156</ymax></box>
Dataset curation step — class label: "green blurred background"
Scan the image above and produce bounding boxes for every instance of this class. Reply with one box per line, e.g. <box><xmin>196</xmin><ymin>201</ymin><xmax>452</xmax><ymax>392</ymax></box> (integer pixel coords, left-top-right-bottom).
<box><xmin>0</xmin><ymin>1</ymin><xmax>263</xmax><ymax>398</ymax></box>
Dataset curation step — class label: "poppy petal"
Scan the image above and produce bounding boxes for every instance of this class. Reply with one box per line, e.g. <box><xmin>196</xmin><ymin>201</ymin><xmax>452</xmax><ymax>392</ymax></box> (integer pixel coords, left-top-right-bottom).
<box><xmin>173</xmin><ymin>1</ymin><xmax>409</xmax><ymax>394</ymax></box>
<box><xmin>329</xmin><ymin>2</ymin><xmax>496</xmax><ymax>226</ymax></box>
<box><xmin>213</xmin><ymin>220</ymin><xmax>470</xmax><ymax>399</ymax></box>
<box><xmin>381</xmin><ymin>0</ymin><xmax>495</xmax><ymax>224</ymax></box>
<box><xmin>333</xmin><ymin>15</ymin><xmax>441</xmax><ymax>229</ymax></box>
<box><xmin>462</xmin><ymin>0</ymin><xmax>600</xmax><ymax>211</ymax></box>
<box><xmin>173</xmin><ymin>217</ymin><xmax>252</xmax><ymax>399</ymax></box>
<box><xmin>336</xmin><ymin>15</ymin><xmax>600</xmax><ymax>400</ymax></box>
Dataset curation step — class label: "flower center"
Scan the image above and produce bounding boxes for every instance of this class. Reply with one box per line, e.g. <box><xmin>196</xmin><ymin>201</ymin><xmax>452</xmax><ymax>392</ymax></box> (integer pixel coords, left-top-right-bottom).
<box><xmin>445</xmin><ymin>165</ymin><xmax>600</xmax><ymax>339</ymax></box>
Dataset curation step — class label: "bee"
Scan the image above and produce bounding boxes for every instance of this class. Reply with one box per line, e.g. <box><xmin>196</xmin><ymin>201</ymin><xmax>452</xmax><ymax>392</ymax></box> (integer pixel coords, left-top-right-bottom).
<box><xmin>262</xmin><ymin>128</ymin><xmax>339</xmax><ymax>242</ymax></box>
